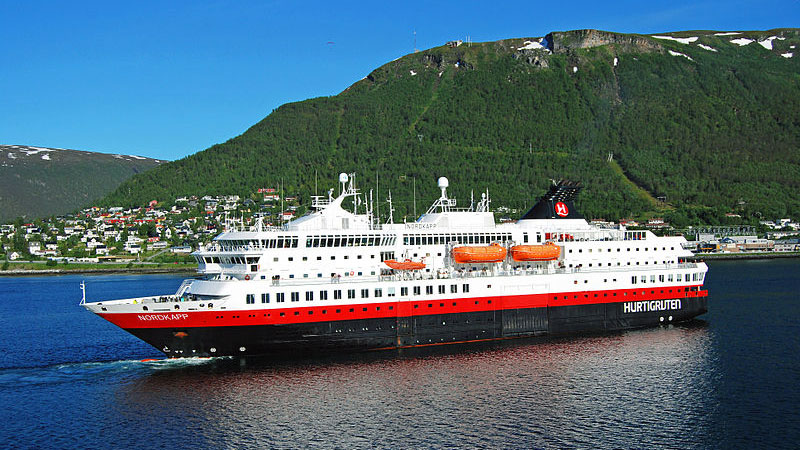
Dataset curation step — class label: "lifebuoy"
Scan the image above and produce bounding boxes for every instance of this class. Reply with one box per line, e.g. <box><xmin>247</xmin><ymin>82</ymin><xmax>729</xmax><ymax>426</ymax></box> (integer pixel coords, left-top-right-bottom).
<box><xmin>350</xmin><ymin>271</ymin><xmax>354</xmax><ymax>276</ymax></box>
<box><xmin>244</xmin><ymin>275</ymin><xmax>250</xmax><ymax>280</ymax></box>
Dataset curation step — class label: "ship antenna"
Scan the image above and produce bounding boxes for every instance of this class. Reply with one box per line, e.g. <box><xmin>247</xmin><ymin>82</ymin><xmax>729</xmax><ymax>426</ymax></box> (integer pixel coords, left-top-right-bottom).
<box><xmin>470</xmin><ymin>190</ymin><xmax>474</xmax><ymax>211</ymax></box>
<box><xmin>413</xmin><ymin>177</ymin><xmax>417</xmax><ymax>219</ymax></box>
<box><xmin>79</xmin><ymin>280</ymin><xmax>86</xmax><ymax>305</ymax></box>
<box><xmin>387</xmin><ymin>190</ymin><xmax>395</xmax><ymax>224</ymax></box>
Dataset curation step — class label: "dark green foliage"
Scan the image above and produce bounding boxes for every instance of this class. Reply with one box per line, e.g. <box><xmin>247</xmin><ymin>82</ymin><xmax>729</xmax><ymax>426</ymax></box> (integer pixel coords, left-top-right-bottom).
<box><xmin>103</xmin><ymin>29</ymin><xmax>800</xmax><ymax>222</ymax></box>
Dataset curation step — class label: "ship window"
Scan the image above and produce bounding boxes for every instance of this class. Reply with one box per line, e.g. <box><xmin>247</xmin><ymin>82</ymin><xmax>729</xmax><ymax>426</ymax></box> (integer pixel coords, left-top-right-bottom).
<box><xmin>305</xmin><ymin>291</ymin><xmax>314</xmax><ymax>301</ymax></box>
<box><xmin>330</xmin><ymin>256</ymin><xmax>335</xmax><ymax>260</ymax></box>
<box><xmin>348</xmin><ymin>289</ymin><xmax>355</xmax><ymax>299</ymax></box>
<box><xmin>291</xmin><ymin>292</ymin><xmax>299</xmax><ymax>302</ymax></box>
<box><xmin>401</xmin><ymin>287</ymin><xmax>408</xmax><ymax>296</ymax></box>
<box><xmin>632</xmin><ymin>276</ymin><xmax>637</xmax><ymax>284</ymax></box>
<box><xmin>650</xmin><ymin>275</ymin><xmax>656</xmax><ymax>283</ymax></box>
<box><xmin>273</xmin><ymin>257</ymin><xmax>278</xmax><ymax>262</ymax></box>
<box><xmin>334</xmin><ymin>290</ymin><xmax>342</xmax><ymax>300</ymax></box>
<box><xmin>246</xmin><ymin>294</ymin><xmax>255</xmax><ymax>304</ymax></box>
<box><xmin>451</xmin><ymin>284</ymin><xmax>457</xmax><ymax>293</ymax></box>
<box><xmin>659</xmin><ymin>275</ymin><xmax>665</xmax><ymax>282</ymax></box>
<box><xmin>261</xmin><ymin>293</ymin><xmax>269</xmax><ymax>303</ymax></box>
<box><xmin>375</xmin><ymin>288</ymin><xmax>382</xmax><ymax>297</ymax></box>
<box><xmin>320</xmin><ymin>290</ymin><xmax>328</xmax><ymax>300</ymax></box>
<box><xmin>438</xmin><ymin>285</ymin><xmax>445</xmax><ymax>294</ymax></box>
<box><xmin>414</xmin><ymin>286</ymin><xmax>421</xmax><ymax>295</ymax></box>
<box><xmin>357</xmin><ymin>255</ymin><xmax>362</xmax><ymax>259</ymax></box>
<box><xmin>677</xmin><ymin>274</ymin><xmax>682</xmax><ymax>281</ymax></box>
<box><xmin>641</xmin><ymin>276</ymin><xmax>646</xmax><ymax>283</ymax></box>
<box><xmin>388</xmin><ymin>287</ymin><xmax>395</xmax><ymax>297</ymax></box>
<box><xmin>426</xmin><ymin>286</ymin><xmax>433</xmax><ymax>295</ymax></box>
<box><xmin>277</xmin><ymin>293</ymin><xmax>285</xmax><ymax>303</ymax></box>
<box><xmin>280</xmin><ymin>312</ymin><xmax>285</xmax><ymax>317</ymax></box>
<box><xmin>463</xmin><ymin>284</ymin><xmax>469</xmax><ymax>293</ymax></box>
<box><xmin>361</xmin><ymin>289</ymin><xmax>369</xmax><ymax>298</ymax></box>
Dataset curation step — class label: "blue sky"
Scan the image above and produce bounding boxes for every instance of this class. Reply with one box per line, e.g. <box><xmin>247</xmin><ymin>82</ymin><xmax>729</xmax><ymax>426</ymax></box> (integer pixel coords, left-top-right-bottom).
<box><xmin>1</xmin><ymin>0</ymin><xmax>797</xmax><ymax>161</ymax></box>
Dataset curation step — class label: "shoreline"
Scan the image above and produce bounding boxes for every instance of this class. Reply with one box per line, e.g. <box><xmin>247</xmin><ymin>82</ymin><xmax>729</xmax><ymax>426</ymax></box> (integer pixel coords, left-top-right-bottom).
<box><xmin>690</xmin><ymin>252</ymin><xmax>800</xmax><ymax>261</ymax></box>
<box><xmin>0</xmin><ymin>266</ymin><xmax>197</xmax><ymax>276</ymax></box>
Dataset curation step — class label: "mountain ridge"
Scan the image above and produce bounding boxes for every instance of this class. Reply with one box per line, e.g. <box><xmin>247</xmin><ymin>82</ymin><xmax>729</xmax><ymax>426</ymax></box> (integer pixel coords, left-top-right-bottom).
<box><xmin>0</xmin><ymin>144</ymin><xmax>163</xmax><ymax>221</ymax></box>
<box><xmin>102</xmin><ymin>28</ymin><xmax>800</xmax><ymax>225</ymax></box>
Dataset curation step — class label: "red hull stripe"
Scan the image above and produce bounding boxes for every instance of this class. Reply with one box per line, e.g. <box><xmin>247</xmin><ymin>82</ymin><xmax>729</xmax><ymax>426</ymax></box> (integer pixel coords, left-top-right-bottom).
<box><xmin>100</xmin><ymin>285</ymin><xmax>707</xmax><ymax>329</ymax></box>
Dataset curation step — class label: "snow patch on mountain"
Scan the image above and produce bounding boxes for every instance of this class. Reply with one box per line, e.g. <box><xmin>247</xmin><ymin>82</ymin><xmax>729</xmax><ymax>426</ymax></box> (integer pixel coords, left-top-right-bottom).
<box><xmin>758</xmin><ymin>36</ymin><xmax>777</xmax><ymax>50</ymax></box>
<box><xmin>782</xmin><ymin>52</ymin><xmax>794</xmax><ymax>58</ymax></box>
<box><xmin>715</xmin><ymin>32</ymin><xmax>740</xmax><ymax>36</ymax></box>
<box><xmin>731</xmin><ymin>38</ymin><xmax>754</xmax><ymax>46</ymax></box>
<box><xmin>652</xmin><ymin>35</ymin><xmax>698</xmax><ymax>44</ymax></box>
<box><xmin>669</xmin><ymin>50</ymin><xmax>694</xmax><ymax>61</ymax></box>
<box><xmin>518</xmin><ymin>39</ymin><xmax>549</xmax><ymax>51</ymax></box>
<box><xmin>697</xmin><ymin>44</ymin><xmax>717</xmax><ymax>52</ymax></box>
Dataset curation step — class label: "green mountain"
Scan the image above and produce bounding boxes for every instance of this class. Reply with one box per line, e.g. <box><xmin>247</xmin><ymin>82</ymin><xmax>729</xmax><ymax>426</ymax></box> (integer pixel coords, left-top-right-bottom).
<box><xmin>104</xmin><ymin>29</ymin><xmax>800</xmax><ymax>225</ymax></box>
<box><xmin>0</xmin><ymin>145</ymin><xmax>162</xmax><ymax>221</ymax></box>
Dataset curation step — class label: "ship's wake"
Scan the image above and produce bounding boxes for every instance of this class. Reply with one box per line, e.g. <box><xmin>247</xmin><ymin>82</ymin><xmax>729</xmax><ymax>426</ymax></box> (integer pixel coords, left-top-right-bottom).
<box><xmin>0</xmin><ymin>357</ymin><xmax>223</xmax><ymax>388</ymax></box>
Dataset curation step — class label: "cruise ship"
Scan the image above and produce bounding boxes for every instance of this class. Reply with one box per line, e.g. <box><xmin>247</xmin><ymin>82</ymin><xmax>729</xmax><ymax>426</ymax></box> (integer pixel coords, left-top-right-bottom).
<box><xmin>82</xmin><ymin>175</ymin><xmax>709</xmax><ymax>357</ymax></box>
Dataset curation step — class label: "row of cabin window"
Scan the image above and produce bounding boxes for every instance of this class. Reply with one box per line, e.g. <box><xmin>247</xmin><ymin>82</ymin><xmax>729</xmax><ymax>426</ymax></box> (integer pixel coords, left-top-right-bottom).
<box><xmin>630</xmin><ymin>272</ymin><xmax>704</xmax><ymax>284</ymax></box>
<box><xmin>568</xmin><ymin>246</ymin><xmax>676</xmax><ymax>253</ymax></box>
<box><xmin>201</xmin><ymin>256</ymin><xmax>260</xmax><ymax>264</ymax></box>
<box><xmin>219</xmin><ymin>237</ymin><xmax>299</xmax><ymax>250</ymax></box>
<box><xmin>563</xmin><ymin>260</ymin><xmax>677</xmax><ymax>269</ymax></box>
<box><xmin>245</xmin><ymin>284</ymin><xmax>472</xmax><ymax>304</ymax></box>
<box><xmin>306</xmin><ymin>235</ymin><xmax>395</xmax><ymax>248</ymax></box>
<box><xmin>402</xmin><ymin>233</ymin><xmax>512</xmax><ymax>246</ymax></box>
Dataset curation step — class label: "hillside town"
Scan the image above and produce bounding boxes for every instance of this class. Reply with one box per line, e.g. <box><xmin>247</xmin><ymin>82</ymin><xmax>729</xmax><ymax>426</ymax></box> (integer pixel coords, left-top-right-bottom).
<box><xmin>0</xmin><ymin>188</ymin><xmax>302</xmax><ymax>265</ymax></box>
<box><xmin>1</xmin><ymin>189</ymin><xmax>799</xmax><ymax>265</ymax></box>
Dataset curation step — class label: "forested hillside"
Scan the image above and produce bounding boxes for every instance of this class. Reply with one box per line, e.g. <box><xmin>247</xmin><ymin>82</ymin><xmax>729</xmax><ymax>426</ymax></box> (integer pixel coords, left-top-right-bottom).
<box><xmin>0</xmin><ymin>145</ymin><xmax>162</xmax><ymax>221</ymax></box>
<box><xmin>103</xmin><ymin>28</ymin><xmax>800</xmax><ymax>225</ymax></box>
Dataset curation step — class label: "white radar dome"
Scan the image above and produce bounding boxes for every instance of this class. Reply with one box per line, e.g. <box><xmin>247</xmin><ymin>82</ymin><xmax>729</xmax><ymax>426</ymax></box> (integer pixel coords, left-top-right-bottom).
<box><xmin>438</xmin><ymin>177</ymin><xmax>449</xmax><ymax>189</ymax></box>
<box><xmin>339</xmin><ymin>173</ymin><xmax>349</xmax><ymax>183</ymax></box>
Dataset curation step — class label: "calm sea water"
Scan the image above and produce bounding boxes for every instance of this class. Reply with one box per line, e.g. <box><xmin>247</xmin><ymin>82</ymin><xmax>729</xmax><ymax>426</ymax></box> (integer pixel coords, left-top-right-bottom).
<box><xmin>0</xmin><ymin>261</ymin><xmax>798</xmax><ymax>449</ymax></box>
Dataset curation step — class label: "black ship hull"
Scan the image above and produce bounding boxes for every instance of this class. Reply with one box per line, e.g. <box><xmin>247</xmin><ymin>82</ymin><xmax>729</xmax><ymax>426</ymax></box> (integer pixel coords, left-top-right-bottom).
<box><xmin>127</xmin><ymin>296</ymin><xmax>708</xmax><ymax>358</ymax></box>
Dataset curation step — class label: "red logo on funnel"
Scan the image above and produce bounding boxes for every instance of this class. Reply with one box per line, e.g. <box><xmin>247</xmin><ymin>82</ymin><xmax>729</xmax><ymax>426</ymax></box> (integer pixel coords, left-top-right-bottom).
<box><xmin>555</xmin><ymin>202</ymin><xmax>569</xmax><ymax>217</ymax></box>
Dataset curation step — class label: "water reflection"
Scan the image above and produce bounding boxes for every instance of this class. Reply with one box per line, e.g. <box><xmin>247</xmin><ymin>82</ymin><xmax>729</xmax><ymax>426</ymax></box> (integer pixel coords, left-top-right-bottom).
<box><xmin>115</xmin><ymin>323</ymin><xmax>715</xmax><ymax>448</ymax></box>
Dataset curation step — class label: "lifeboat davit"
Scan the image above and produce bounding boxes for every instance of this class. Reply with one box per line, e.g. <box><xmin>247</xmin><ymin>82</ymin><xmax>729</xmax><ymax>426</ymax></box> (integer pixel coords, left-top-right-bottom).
<box><xmin>384</xmin><ymin>259</ymin><xmax>426</xmax><ymax>270</ymax></box>
<box><xmin>452</xmin><ymin>243</ymin><xmax>507</xmax><ymax>264</ymax></box>
<box><xmin>510</xmin><ymin>242</ymin><xmax>561</xmax><ymax>261</ymax></box>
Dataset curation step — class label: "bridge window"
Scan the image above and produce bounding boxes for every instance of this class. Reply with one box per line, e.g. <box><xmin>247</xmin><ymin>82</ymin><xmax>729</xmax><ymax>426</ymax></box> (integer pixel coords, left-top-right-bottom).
<box><xmin>261</xmin><ymin>293</ymin><xmax>269</xmax><ymax>303</ymax></box>
<box><xmin>246</xmin><ymin>294</ymin><xmax>255</xmax><ymax>304</ymax></box>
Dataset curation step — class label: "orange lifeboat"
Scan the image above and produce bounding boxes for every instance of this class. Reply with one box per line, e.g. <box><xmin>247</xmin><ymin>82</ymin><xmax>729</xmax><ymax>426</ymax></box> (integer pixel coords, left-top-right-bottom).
<box><xmin>384</xmin><ymin>259</ymin><xmax>426</xmax><ymax>270</ymax></box>
<box><xmin>452</xmin><ymin>243</ymin><xmax>507</xmax><ymax>264</ymax></box>
<box><xmin>510</xmin><ymin>242</ymin><xmax>561</xmax><ymax>261</ymax></box>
